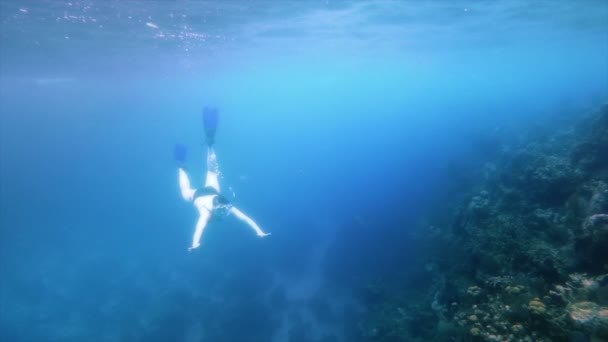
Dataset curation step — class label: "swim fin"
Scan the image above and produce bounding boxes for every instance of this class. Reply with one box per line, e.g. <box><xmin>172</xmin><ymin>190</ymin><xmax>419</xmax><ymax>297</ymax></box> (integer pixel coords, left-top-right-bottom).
<box><xmin>203</xmin><ymin>106</ymin><xmax>219</xmax><ymax>146</ymax></box>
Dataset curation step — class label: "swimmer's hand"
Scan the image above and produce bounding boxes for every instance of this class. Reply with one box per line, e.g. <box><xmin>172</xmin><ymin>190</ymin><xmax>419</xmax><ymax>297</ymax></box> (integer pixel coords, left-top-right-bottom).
<box><xmin>188</xmin><ymin>243</ymin><xmax>200</xmax><ymax>252</ymax></box>
<box><xmin>258</xmin><ymin>232</ymin><xmax>271</xmax><ymax>238</ymax></box>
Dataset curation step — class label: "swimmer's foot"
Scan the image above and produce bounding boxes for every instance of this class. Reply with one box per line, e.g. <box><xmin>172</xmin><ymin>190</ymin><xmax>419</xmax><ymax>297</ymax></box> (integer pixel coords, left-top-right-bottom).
<box><xmin>188</xmin><ymin>243</ymin><xmax>201</xmax><ymax>252</ymax></box>
<box><xmin>258</xmin><ymin>232</ymin><xmax>271</xmax><ymax>238</ymax></box>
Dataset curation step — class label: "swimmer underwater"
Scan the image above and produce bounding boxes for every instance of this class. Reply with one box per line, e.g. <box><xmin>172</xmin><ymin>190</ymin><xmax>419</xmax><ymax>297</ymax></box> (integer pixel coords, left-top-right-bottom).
<box><xmin>175</xmin><ymin>107</ymin><xmax>271</xmax><ymax>251</ymax></box>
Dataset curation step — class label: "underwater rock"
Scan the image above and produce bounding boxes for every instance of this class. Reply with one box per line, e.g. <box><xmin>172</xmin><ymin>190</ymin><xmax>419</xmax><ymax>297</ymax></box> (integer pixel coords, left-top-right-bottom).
<box><xmin>577</xmin><ymin>213</ymin><xmax>608</xmax><ymax>272</ymax></box>
<box><xmin>511</xmin><ymin>323</ymin><xmax>524</xmax><ymax>334</ymax></box>
<box><xmin>582</xmin><ymin>213</ymin><xmax>608</xmax><ymax>239</ymax></box>
<box><xmin>570</xmin><ymin>180</ymin><xmax>608</xmax><ymax>222</ymax></box>
<box><xmin>572</xmin><ymin>104</ymin><xmax>608</xmax><ymax>172</ymax></box>
<box><xmin>467</xmin><ymin>285</ymin><xmax>482</xmax><ymax>297</ymax></box>
<box><xmin>503</xmin><ymin>150</ymin><xmax>581</xmax><ymax>206</ymax></box>
<box><xmin>588</xmin><ymin>181</ymin><xmax>608</xmax><ymax>214</ymax></box>
<box><xmin>569</xmin><ymin>301</ymin><xmax>601</xmax><ymax>325</ymax></box>
<box><xmin>485</xmin><ymin>276</ymin><xmax>514</xmax><ymax>289</ymax></box>
<box><xmin>597</xmin><ymin>276</ymin><xmax>608</xmax><ymax>306</ymax></box>
<box><xmin>468</xmin><ymin>191</ymin><xmax>491</xmax><ymax>216</ymax></box>
<box><xmin>528</xmin><ymin>298</ymin><xmax>547</xmax><ymax>315</ymax></box>
<box><xmin>549</xmin><ymin>273</ymin><xmax>608</xmax><ymax>307</ymax></box>
<box><xmin>567</xmin><ymin>301</ymin><xmax>608</xmax><ymax>337</ymax></box>
<box><xmin>505</xmin><ymin>285</ymin><xmax>525</xmax><ymax>295</ymax></box>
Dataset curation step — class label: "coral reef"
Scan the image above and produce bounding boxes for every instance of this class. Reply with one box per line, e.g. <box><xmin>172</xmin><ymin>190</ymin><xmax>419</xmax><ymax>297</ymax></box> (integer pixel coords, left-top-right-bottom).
<box><xmin>358</xmin><ymin>103</ymin><xmax>608</xmax><ymax>341</ymax></box>
<box><xmin>452</xmin><ymin>273</ymin><xmax>608</xmax><ymax>341</ymax></box>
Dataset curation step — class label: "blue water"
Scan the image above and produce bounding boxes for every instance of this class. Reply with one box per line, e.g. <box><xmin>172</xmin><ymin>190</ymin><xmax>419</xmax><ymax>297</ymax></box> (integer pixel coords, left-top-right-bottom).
<box><xmin>1</xmin><ymin>1</ymin><xmax>607</xmax><ymax>341</ymax></box>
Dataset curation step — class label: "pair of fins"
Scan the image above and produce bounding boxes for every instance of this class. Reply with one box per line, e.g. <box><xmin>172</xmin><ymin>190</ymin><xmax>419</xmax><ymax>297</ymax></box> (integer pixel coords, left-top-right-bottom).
<box><xmin>174</xmin><ymin>107</ymin><xmax>219</xmax><ymax>162</ymax></box>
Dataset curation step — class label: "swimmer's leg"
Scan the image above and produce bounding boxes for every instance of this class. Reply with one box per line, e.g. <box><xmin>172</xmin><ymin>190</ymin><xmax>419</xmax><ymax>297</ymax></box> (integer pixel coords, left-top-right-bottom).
<box><xmin>179</xmin><ymin>168</ymin><xmax>195</xmax><ymax>201</ymax></box>
<box><xmin>230</xmin><ymin>206</ymin><xmax>271</xmax><ymax>237</ymax></box>
<box><xmin>189</xmin><ymin>208</ymin><xmax>211</xmax><ymax>251</ymax></box>
<box><xmin>205</xmin><ymin>146</ymin><xmax>220</xmax><ymax>192</ymax></box>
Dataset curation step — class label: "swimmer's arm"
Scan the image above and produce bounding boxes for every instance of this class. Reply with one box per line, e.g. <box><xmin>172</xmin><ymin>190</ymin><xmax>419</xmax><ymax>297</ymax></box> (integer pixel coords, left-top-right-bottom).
<box><xmin>230</xmin><ymin>207</ymin><xmax>271</xmax><ymax>237</ymax></box>
<box><xmin>189</xmin><ymin>209</ymin><xmax>211</xmax><ymax>251</ymax></box>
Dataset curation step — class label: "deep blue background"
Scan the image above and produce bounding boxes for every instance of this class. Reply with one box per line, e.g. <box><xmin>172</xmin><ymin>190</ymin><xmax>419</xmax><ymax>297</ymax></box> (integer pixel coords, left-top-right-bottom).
<box><xmin>1</xmin><ymin>1</ymin><xmax>607</xmax><ymax>341</ymax></box>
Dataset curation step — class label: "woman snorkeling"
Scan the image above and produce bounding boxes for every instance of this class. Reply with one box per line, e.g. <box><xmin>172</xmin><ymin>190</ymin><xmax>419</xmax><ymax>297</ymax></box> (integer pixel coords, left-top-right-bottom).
<box><xmin>175</xmin><ymin>107</ymin><xmax>270</xmax><ymax>251</ymax></box>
